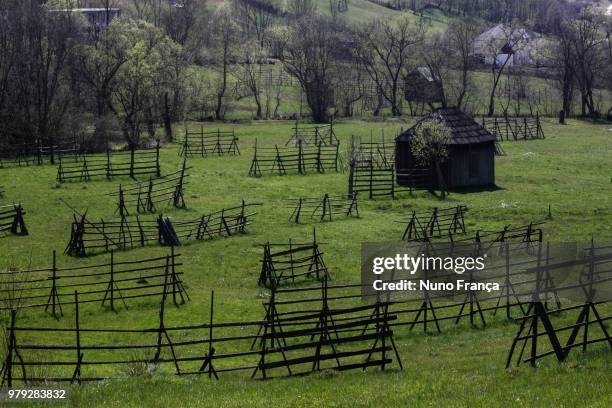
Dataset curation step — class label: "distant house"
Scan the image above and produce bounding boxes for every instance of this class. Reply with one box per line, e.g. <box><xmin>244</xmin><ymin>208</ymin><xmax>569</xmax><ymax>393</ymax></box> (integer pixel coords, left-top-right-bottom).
<box><xmin>51</xmin><ymin>8</ymin><xmax>121</xmax><ymax>29</ymax></box>
<box><xmin>404</xmin><ymin>66</ymin><xmax>445</xmax><ymax>106</ymax></box>
<box><xmin>473</xmin><ymin>24</ymin><xmax>541</xmax><ymax>67</ymax></box>
<box><xmin>395</xmin><ymin>108</ymin><xmax>496</xmax><ymax>189</ymax></box>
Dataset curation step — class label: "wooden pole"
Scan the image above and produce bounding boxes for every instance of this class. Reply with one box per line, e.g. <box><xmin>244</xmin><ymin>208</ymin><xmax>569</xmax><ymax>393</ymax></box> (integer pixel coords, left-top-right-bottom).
<box><xmin>72</xmin><ymin>291</ymin><xmax>82</xmax><ymax>384</ymax></box>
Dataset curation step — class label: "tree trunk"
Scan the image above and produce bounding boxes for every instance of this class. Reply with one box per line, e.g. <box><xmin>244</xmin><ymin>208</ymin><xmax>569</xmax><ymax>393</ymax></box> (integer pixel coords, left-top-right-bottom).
<box><xmin>488</xmin><ymin>56</ymin><xmax>511</xmax><ymax>117</ymax></box>
<box><xmin>163</xmin><ymin>92</ymin><xmax>173</xmax><ymax>141</ymax></box>
<box><xmin>216</xmin><ymin>52</ymin><xmax>228</xmax><ymax>120</ymax></box>
<box><xmin>434</xmin><ymin>159</ymin><xmax>447</xmax><ymax>200</ymax></box>
<box><xmin>253</xmin><ymin>91</ymin><xmax>262</xmax><ymax>120</ymax></box>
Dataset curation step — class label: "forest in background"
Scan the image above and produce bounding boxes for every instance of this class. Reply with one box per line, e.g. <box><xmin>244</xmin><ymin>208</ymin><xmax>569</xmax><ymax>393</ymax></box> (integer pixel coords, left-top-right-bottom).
<box><xmin>0</xmin><ymin>0</ymin><xmax>610</xmax><ymax>151</ymax></box>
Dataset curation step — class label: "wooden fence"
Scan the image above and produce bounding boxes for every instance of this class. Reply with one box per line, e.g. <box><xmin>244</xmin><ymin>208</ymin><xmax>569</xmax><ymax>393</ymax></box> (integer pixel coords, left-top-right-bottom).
<box><xmin>56</xmin><ymin>143</ymin><xmax>161</xmax><ymax>183</ymax></box>
<box><xmin>65</xmin><ymin>201</ymin><xmax>259</xmax><ymax>257</ymax></box>
<box><xmin>0</xmin><ymin>283</ymin><xmax>401</xmax><ymax>385</ymax></box>
<box><xmin>0</xmin><ymin>249</ymin><xmax>187</xmax><ymax>317</ymax></box>
<box><xmin>0</xmin><ymin>137</ymin><xmax>80</xmax><ymax>168</ymax></box>
<box><xmin>109</xmin><ymin>161</ymin><xmax>189</xmax><ymax>216</ymax></box>
<box><xmin>506</xmin><ymin>243</ymin><xmax>611</xmax><ymax>367</ymax></box>
<box><xmin>400</xmin><ymin>206</ymin><xmax>468</xmax><ymax>241</ymax></box>
<box><xmin>349</xmin><ymin>162</ymin><xmax>395</xmax><ymax>198</ymax></box>
<box><xmin>179</xmin><ymin>127</ymin><xmax>239</xmax><ymax>157</ymax></box>
<box><xmin>347</xmin><ymin>134</ymin><xmax>425</xmax><ymax>198</ymax></box>
<box><xmin>287</xmin><ymin>193</ymin><xmax>359</xmax><ymax>224</ymax></box>
<box><xmin>1</xmin><ymin>243</ymin><xmax>608</xmax><ymax>385</ymax></box>
<box><xmin>258</xmin><ymin>232</ymin><xmax>330</xmax><ymax>288</ymax></box>
<box><xmin>348</xmin><ymin>133</ymin><xmax>396</xmax><ymax>169</ymax></box>
<box><xmin>286</xmin><ymin>122</ymin><xmax>339</xmax><ymax>147</ymax></box>
<box><xmin>482</xmin><ymin>114</ymin><xmax>545</xmax><ymax>141</ymax></box>
<box><xmin>451</xmin><ymin>222</ymin><xmax>545</xmax><ymax>252</ymax></box>
<box><xmin>249</xmin><ymin>140</ymin><xmax>340</xmax><ymax>177</ymax></box>
<box><xmin>0</xmin><ymin>203</ymin><xmax>28</xmax><ymax>237</ymax></box>
<box><xmin>257</xmin><ymin>241</ymin><xmax>607</xmax><ymax>335</ymax></box>
<box><xmin>251</xmin><ymin>278</ymin><xmax>401</xmax><ymax>379</ymax></box>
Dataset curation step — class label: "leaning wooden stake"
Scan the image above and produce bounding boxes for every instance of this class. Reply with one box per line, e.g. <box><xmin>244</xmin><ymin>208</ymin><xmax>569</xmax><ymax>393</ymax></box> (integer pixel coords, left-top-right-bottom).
<box><xmin>199</xmin><ymin>290</ymin><xmax>219</xmax><ymax>379</ymax></box>
<box><xmin>71</xmin><ymin>291</ymin><xmax>83</xmax><ymax>384</ymax></box>
<box><xmin>153</xmin><ymin>275</ymin><xmax>181</xmax><ymax>375</ymax></box>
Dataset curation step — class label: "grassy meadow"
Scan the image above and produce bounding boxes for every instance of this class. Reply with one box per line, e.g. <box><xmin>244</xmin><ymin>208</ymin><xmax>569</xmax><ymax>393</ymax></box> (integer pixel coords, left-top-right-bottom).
<box><xmin>0</xmin><ymin>118</ymin><xmax>611</xmax><ymax>407</ymax></box>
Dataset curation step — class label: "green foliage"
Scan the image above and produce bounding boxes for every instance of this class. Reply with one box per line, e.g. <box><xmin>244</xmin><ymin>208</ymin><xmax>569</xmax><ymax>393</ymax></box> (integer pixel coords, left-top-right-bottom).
<box><xmin>99</xmin><ymin>19</ymin><xmax>184</xmax><ymax>144</ymax></box>
<box><xmin>409</xmin><ymin>118</ymin><xmax>450</xmax><ymax>166</ymax></box>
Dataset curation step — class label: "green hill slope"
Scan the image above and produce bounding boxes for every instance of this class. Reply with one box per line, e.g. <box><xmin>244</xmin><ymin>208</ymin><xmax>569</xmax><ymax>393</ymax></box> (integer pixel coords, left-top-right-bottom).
<box><xmin>314</xmin><ymin>0</ymin><xmax>453</xmax><ymax>30</ymax></box>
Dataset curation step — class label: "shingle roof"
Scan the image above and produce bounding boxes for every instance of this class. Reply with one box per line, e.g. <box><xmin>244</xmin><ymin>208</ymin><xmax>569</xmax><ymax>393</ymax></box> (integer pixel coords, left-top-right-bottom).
<box><xmin>396</xmin><ymin>107</ymin><xmax>496</xmax><ymax>145</ymax></box>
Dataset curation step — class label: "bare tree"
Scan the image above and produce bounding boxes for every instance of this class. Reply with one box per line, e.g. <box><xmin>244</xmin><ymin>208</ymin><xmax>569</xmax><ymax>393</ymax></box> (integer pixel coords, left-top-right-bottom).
<box><xmin>162</xmin><ymin>0</ymin><xmax>205</xmax><ymax>47</ymax></box>
<box><xmin>72</xmin><ymin>20</ymin><xmax>129</xmax><ymax>143</ymax></box>
<box><xmin>334</xmin><ymin>63</ymin><xmax>365</xmax><ymax>117</ymax></box>
<box><xmin>443</xmin><ymin>20</ymin><xmax>481</xmax><ymax>110</ymax></box>
<box><xmin>419</xmin><ymin>33</ymin><xmax>448</xmax><ymax>109</ymax></box>
<box><xmin>355</xmin><ymin>16</ymin><xmax>426</xmax><ymax>116</ymax></box>
<box><xmin>478</xmin><ymin>23</ymin><xmax>529</xmax><ymax>117</ymax></box>
<box><xmin>547</xmin><ymin>21</ymin><xmax>576</xmax><ymax>122</ymax></box>
<box><xmin>159</xmin><ymin>39</ymin><xmax>188</xmax><ymax>141</ymax></box>
<box><xmin>236</xmin><ymin>42</ymin><xmax>266</xmax><ymax>119</ymax></box>
<box><xmin>6</xmin><ymin>2</ymin><xmax>80</xmax><ymax>162</ymax></box>
<box><xmin>604</xmin><ymin>21</ymin><xmax>612</xmax><ymax>119</ymax></box>
<box><xmin>210</xmin><ymin>5</ymin><xmax>238</xmax><ymax>120</ymax></box>
<box><xmin>565</xmin><ymin>8</ymin><xmax>608</xmax><ymax>118</ymax></box>
<box><xmin>275</xmin><ymin>16</ymin><xmax>340</xmax><ymax>123</ymax></box>
<box><xmin>231</xmin><ymin>0</ymin><xmax>276</xmax><ymax>47</ymax></box>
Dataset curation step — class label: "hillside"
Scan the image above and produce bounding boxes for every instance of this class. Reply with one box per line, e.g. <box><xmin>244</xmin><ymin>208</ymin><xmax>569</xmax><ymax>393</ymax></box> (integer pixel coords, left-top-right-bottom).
<box><xmin>196</xmin><ymin>0</ymin><xmax>453</xmax><ymax>29</ymax></box>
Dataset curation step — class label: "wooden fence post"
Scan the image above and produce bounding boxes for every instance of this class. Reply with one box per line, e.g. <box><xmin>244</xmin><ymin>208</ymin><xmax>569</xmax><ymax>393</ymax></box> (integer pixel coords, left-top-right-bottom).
<box><xmin>316</xmin><ymin>143</ymin><xmax>323</xmax><ymax>173</ymax></box>
<box><xmin>146</xmin><ymin>178</ymin><xmax>155</xmax><ymax>212</ymax></box>
<box><xmin>106</xmin><ymin>149</ymin><xmax>111</xmax><ymax>180</ymax></box>
<box><xmin>334</xmin><ymin>142</ymin><xmax>340</xmax><ymax>172</ymax></box>
<box><xmin>71</xmin><ymin>291</ymin><xmax>83</xmax><ymax>384</ymax></box>
<box><xmin>45</xmin><ymin>250</ymin><xmax>62</xmax><ymax>319</ymax></box>
<box><xmin>3</xmin><ymin>309</ymin><xmax>17</xmax><ymax>387</ymax></box>
<box><xmin>154</xmin><ymin>284</ymin><xmax>166</xmax><ymax>362</ymax></box>
<box><xmin>294</xmin><ymin>198</ymin><xmax>303</xmax><ymax>224</ymax></box>
<box><xmin>321</xmin><ymin>194</ymin><xmax>331</xmax><ymax>222</ymax></box>
<box><xmin>298</xmin><ymin>141</ymin><xmax>305</xmax><ymax>174</ymax></box>
<box><xmin>155</xmin><ymin>140</ymin><xmax>161</xmax><ymax>177</ymax></box>
<box><xmin>369</xmin><ymin>163</ymin><xmax>373</xmax><ymax>199</ymax></box>
<box><xmin>348</xmin><ymin>161</ymin><xmax>355</xmax><ymax>197</ymax></box>
<box><xmin>129</xmin><ymin>145</ymin><xmax>135</xmax><ymax>179</ymax></box>
<box><xmin>56</xmin><ymin>158</ymin><xmax>64</xmax><ymax>183</ymax></box>
<box><xmin>207</xmin><ymin>290</ymin><xmax>218</xmax><ymax>379</ymax></box>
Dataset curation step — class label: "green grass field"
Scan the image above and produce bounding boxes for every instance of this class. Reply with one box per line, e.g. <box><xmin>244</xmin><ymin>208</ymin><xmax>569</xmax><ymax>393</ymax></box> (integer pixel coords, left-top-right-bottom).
<box><xmin>0</xmin><ymin>118</ymin><xmax>611</xmax><ymax>407</ymax></box>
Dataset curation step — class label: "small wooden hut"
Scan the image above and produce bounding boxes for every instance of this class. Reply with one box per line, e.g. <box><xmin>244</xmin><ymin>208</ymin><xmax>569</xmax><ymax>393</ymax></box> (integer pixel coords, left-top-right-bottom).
<box><xmin>404</xmin><ymin>66</ymin><xmax>445</xmax><ymax>106</ymax></box>
<box><xmin>395</xmin><ymin>107</ymin><xmax>496</xmax><ymax>189</ymax></box>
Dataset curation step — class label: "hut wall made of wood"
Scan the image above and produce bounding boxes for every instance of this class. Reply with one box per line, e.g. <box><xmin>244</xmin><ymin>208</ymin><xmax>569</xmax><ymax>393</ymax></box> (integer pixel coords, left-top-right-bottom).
<box><xmin>395</xmin><ymin>140</ymin><xmax>495</xmax><ymax>189</ymax></box>
<box><xmin>445</xmin><ymin>143</ymin><xmax>495</xmax><ymax>188</ymax></box>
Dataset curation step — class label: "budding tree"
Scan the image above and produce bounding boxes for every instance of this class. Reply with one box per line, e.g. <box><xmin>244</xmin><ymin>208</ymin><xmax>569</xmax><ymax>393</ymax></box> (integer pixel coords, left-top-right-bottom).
<box><xmin>410</xmin><ymin>119</ymin><xmax>450</xmax><ymax>199</ymax></box>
